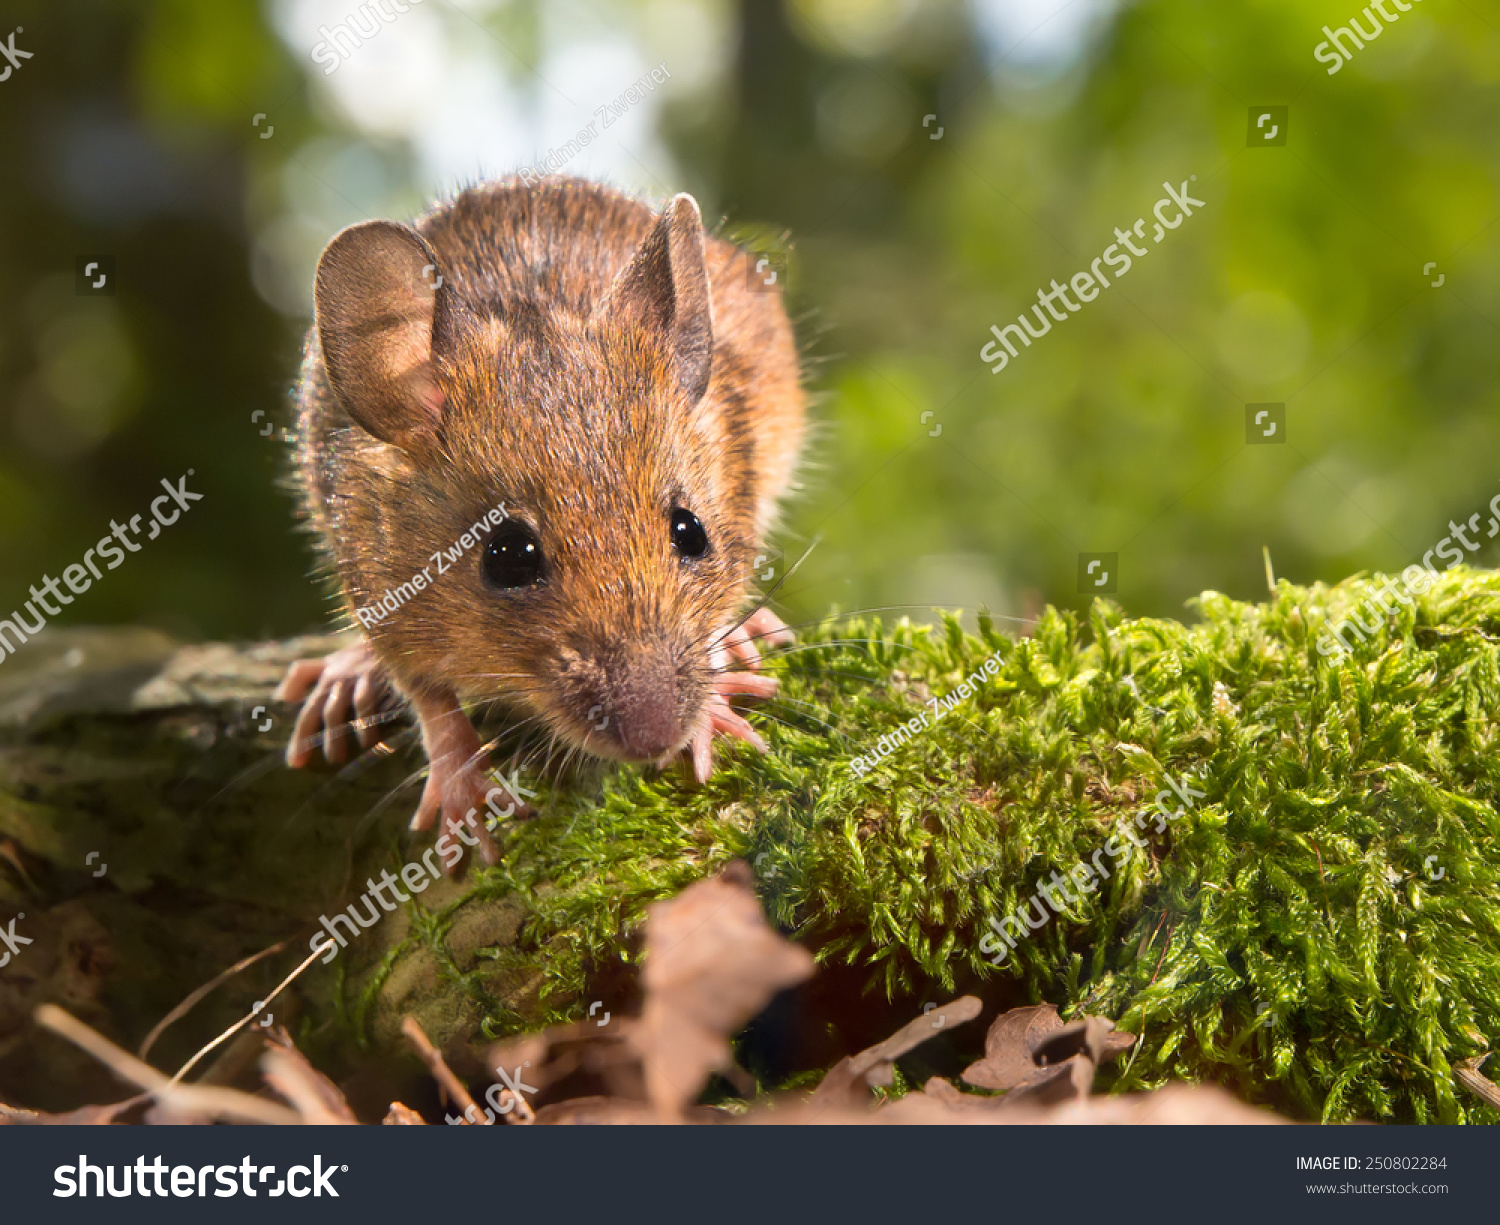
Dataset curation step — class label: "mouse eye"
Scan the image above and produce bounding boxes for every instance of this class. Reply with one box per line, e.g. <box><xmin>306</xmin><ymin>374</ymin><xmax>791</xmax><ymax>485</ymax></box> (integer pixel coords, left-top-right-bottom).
<box><xmin>670</xmin><ymin>507</ymin><xmax>709</xmax><ymax>559</ymax></box>
<box><xmin>483</xmin><ymin>522</ymin><xmax>545</xmax><ymax>589</ymax></box>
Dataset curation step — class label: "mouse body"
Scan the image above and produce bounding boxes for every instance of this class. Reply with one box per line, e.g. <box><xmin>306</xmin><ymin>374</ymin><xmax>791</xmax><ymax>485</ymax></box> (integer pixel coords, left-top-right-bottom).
<box><xmin>277</xmin><ymin>177</ymin><xmax>805</xmax><ymax>865</ymax></box>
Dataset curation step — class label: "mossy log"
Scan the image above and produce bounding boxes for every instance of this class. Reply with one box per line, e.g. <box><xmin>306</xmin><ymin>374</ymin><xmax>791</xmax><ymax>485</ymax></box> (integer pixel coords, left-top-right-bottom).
<box><xmin>3</xmin><ymin>567</ymin><xmax>1500</xmax><ymax>1122</ymax></box>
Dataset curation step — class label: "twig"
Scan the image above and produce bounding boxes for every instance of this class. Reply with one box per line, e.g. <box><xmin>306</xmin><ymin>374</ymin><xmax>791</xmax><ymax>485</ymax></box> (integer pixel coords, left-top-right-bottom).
<box><xmin>139</xmin><ymin>938</ymin><xmax>291</xmax><ymax>1059</ymax></box>
<box><xmin>401</xmin><ymin>1016</ymin><xmax>533</xmax><ymax>1124</ymax></box>
<box><xmin>167</xmin><ymin>940</ymin><xmax>328</xmax><ymax>1086</ymax></box>
<box><xmin>35</xmin><ymin>1005</ymin><xmax>299</xmax><ymax>1126</ymax></box>
<box><xmin>401</xmin><ymin>1016</ymin><xmax>491</xmax><ymax>1124</ymax></box>
<box><xmin>1456</xmin><ymin>1056</ymin><xmax>1500</xmax><ymax>1111</ymax></box>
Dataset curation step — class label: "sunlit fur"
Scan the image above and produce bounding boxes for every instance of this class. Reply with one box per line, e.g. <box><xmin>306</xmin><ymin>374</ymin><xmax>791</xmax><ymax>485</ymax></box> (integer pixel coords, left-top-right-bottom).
<box><xmin>291</xmin><ymin>177</ymin><xmax>804</xmax><ymax>761</ymax></box>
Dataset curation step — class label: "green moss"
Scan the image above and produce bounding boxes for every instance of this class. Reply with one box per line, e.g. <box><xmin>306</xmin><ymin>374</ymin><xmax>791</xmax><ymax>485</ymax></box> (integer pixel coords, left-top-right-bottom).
<box><xmin>363</xmin><ymin>566</ymin><xmax>1500</xmax><ymax>1123</ymax></box>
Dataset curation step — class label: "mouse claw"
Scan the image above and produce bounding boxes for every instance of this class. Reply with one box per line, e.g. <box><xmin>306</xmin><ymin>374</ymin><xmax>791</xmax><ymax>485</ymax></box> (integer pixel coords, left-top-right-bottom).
<box><xmin>410</xmin><ymin>693</ymin><xmax>512</xmax><ymax>873</ymax></box>
<box><xmin>689</xmin><ymin>726</ymin><xmax>713</xmax><ymax>784</ymax></box>
<box><xmin>687</xmin><ymin>693</ymin><xmax>769</xmax><ymax>785</ymax></box>
<box><xmin>278</xmin><ymin>641</ymin><xmax>399</xmax><ymax>767</ymax></box>
<box><xmin>685</xmin><ymin>609</ymin><xmax>789</xmax><ymax>783</ymax></box>
<box><xmin>716</xmin><ymin>608</ymin><xmax>795</xmax><ymax>672</ymax></box>
<box><xmin>412</xmin><ymin>769</ymin><xmax>502</xmax><ymax>869</ymax></box>
<box><xmin>412</xmin><ymin>765</ymin><xmax>502</xmax><ymax>870</ymax></box>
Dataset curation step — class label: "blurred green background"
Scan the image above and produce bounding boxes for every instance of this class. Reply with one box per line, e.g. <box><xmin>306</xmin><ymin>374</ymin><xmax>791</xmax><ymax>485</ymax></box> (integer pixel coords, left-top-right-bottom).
<box><xmin>0</xmin><ymin>0</ymin><xmax>1496</xmax><ymax>642</ymax></box>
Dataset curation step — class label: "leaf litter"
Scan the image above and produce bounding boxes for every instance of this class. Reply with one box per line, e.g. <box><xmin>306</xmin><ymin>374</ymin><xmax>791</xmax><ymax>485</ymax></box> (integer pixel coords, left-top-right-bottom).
<box><xmin>4</xmin><ymin>861</ymin><xmax>1287</xmax><ymax>1126</ymax></box>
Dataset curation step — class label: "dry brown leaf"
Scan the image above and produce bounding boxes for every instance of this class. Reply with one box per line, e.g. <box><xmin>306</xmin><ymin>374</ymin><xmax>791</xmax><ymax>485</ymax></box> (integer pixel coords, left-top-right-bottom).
<box><xmin>1009</xmin><ymin>1082</ymin><xmax>1284</xmax><ymax>1125</ymax></box>
<box><xmin>961</xmin><ymin>1002</ymin><xmax>1063</xmax><ymax>1091</ymax></box>
<box><xmin>634</xmin><ymin>860</ymin><xmax>815</xmax><ymax>1118</ymax></box>
<box><xmin>900</xmin><ymin>1074</ymin><xmax>1018</xmax><ymax>1119</ymax></box>
<box><xmin>480</xmin><ymin>861</ymin><xmax>819</xmax><ymax>1123</ymax></box>
<box><xmin>488</xmin><ymin>1023</ymin><xmax>643</xmax><ymax>1109</ymax></box>
<box><xmin>879</xmin><ymin>1076</ymin><xmax>1008</xmax><ymax>1121</ymax></box>
<box><xmin>1003</xmin><ymin>1015</ymin><xmax>1115</xmax><ymax>1106</ymax></box>
<box><xmin>962</xmin><ymin>1004</ymin><xmax>1135</xmax><ymax>1102</ymax></box>
<box><xmin>532</xmin><ymin>1096</ymin><xmax>664</xmax><ymax>1125</ymax></box>
<box><xmin>1003</xmin><ymin>1054</ymin><xmax>1095</xmax><ymax>1106</ymax></box>
<box><xmin>811</xmin><ymin>996</ymin><xmax>983</xmax><ymax>1110</ymax></box>
<box><xmin>917</xmin><ymin>1075</ymin><xmax>968</xmax><ymax>1106</ymax></box>
<box><xmin>768</xmin><ymin>1081</ymin><xmax>1285</xmax><ymax>1125</ymax></box>
<box><xmin>260</xmin><ymin>1028</ymin><xmax>357</xmax><ymax>1124</ymax></box>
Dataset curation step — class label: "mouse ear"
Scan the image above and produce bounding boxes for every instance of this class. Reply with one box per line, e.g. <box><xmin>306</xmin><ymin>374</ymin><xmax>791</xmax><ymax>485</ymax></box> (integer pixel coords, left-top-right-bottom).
<box><xmin>314</xmin><ymin>220</ymin><xmax>453</xmax><ymax>456</ymax></box>
<box><xmin>594</xmin><ymin>193</ymin><xmax>714</xmax><ymax>404</ymax></box>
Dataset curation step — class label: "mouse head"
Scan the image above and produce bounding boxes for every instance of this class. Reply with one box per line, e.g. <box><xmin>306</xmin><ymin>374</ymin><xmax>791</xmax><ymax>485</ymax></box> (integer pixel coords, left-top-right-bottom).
<box><xmin>315</xmin><ymin>191</ymin><xmax>757</xmax><ymax>765</ymax></box>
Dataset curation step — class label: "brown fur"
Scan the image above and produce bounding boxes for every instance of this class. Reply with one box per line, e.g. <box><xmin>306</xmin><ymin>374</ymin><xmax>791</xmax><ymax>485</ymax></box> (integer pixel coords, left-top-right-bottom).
<box><xmin>291</xmin><ymin>177</ymin><xmax>804</xmax><ymax>759</ymax></box>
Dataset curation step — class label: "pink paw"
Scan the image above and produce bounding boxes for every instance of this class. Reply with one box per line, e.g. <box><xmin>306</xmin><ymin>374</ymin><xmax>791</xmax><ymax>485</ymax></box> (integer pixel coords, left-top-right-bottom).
<box><xmin>410</xmin><ymin>749</ymin><xmax>503</xmax><ymax>870</ymax></box>
<box><xmin>275</xmin><ymin>641</ymin><xmax>398</xmax><ymax>767</ymax></box>
<box><xmin>407</xmin><ymin>694</ymin><xmax>533</xmax><ymax>873</ymax></box>
<box><xmin>688</xmin><ymin>608</ymin><xmax>794</xmax><ymax>784</ymax></box>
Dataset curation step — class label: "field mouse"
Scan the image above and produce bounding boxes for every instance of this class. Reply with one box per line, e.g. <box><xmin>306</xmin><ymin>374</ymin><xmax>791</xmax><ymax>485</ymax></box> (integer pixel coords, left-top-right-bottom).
<box><xmin>275</xmin><ymin>177</ymin><xmax>805</xmax><ymax>867</ymax></box>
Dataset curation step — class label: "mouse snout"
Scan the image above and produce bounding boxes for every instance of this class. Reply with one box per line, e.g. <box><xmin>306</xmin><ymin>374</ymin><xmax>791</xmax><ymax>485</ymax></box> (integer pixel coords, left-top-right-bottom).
<box><xmin>587</xmin><ymin>649</ymin><xmax>687</xmax><ymax>760</ymax></box>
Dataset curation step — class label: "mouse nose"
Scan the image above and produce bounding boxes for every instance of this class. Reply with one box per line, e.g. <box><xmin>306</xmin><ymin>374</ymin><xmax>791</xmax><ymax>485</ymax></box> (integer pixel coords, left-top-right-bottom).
<box><xmin>600</xmin><ymin>654</ymin><xmax>684</xmax><ymax>759</ymax></box>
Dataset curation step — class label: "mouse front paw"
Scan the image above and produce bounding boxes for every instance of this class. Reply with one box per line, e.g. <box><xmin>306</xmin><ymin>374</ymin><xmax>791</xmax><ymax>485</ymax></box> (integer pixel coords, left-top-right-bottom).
<box><xmin>687</xmin><ymin>609</ymin><xmax>795</xmax><ymax>783</ymax></box>
<box><xmin>408</xmin><ymin>692</ymin><xmax>534</xmax><ymax>873</ymax></box>
<box><xmin>275</xmin><ymin>640</ymin><xmax>399</xmax><ymax>767</ymax></box>
<box><xmin>411</xmin><ymin>753</ymin><xmax>504</xmax><ymax>870</ymax></box>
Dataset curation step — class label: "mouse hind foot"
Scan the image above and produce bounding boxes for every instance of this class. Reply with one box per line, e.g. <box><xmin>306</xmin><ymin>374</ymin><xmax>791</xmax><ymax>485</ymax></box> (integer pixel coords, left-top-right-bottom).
<box><xmin>275</xmin><ymin>640</ymin><xmax>400</xmax><ymax>767</ymax></box>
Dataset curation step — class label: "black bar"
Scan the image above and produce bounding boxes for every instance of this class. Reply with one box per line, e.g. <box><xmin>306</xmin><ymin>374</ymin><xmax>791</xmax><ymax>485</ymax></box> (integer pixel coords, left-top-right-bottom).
<box><xmin>0</xmin><ymin>1122</ymin><xmax>1477</xmax><ymax>1222</ymax></box>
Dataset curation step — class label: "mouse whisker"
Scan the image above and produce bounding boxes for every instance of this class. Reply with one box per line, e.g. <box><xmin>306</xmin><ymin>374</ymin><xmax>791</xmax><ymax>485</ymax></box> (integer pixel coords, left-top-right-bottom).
<box><xmin>275</xmin><ymin>719</ymin><xmax>418</xmax><ymax>835</ymax></box>
<box><xmin>748</xmin><ymin>701</ymin><xmax>852</xmax><ymax>745</ymax></box>
<box><xmin>555</xmin><ymin>740</ymin><xmax>584</xmax><ymax>792</ymax></box>
<box><xmin>531</xmin><ymin>728</ymin><xmax>571</xmax><ymax>798</ymax></box>
<box><xmin>754</xmin><ymin>693</ymin><xmax>839</xmax><ymax>722</ymax></box>
<box><xmin>714</xmin><ymin>638</ymin><xmax>920</xmax><ymax>670</ymax></box>
<box><xmin>697</xmin><ymin>602</ymin><xmax>1033</xmax><ymax>677</ymax></box>
<box><xmin>199</xmin><ymin>752</ymin><xmax>296</xmax><ymax>817</ymax></box>
<box><xmin>706</xmin><ymin>665</ymin><xmax>883</xmax><ymax>692</ymax></box>
<box><xmin>347</xmin><ymin>742</ymin><xmax>434</xmax><ymax>840</ymax></box>
<box><xmin>470</xmin><ymin>713</ymin><xmax>550</xmax><ymax>773</ymax></box>
<box><xmin>690</xmin><ymin>535</ymin><xmax>824</xmax><ymax>655</ymax></box>
<box><xmin>529</xmin><ymin>735</ymin><xmax>559</xmax><ymax>786</ymax></box>
<box><xmin>740</xmin><ymin>707</ymin><xmax>831</xmax><ymax>745</ymax></box>
<box><xmin>733</xmin><ymin>603</ymin><xmax>1034</xmax><ymax>650</ymax></box>
<box><xmin>753</xmin><ymin>638</ymin><xmax>919</xmax><ymax>663</ymax></box>
<box><xmin>717</xmin><ymin>665</ymin><xmax>882</xmax><ymax>692</ymax></box>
